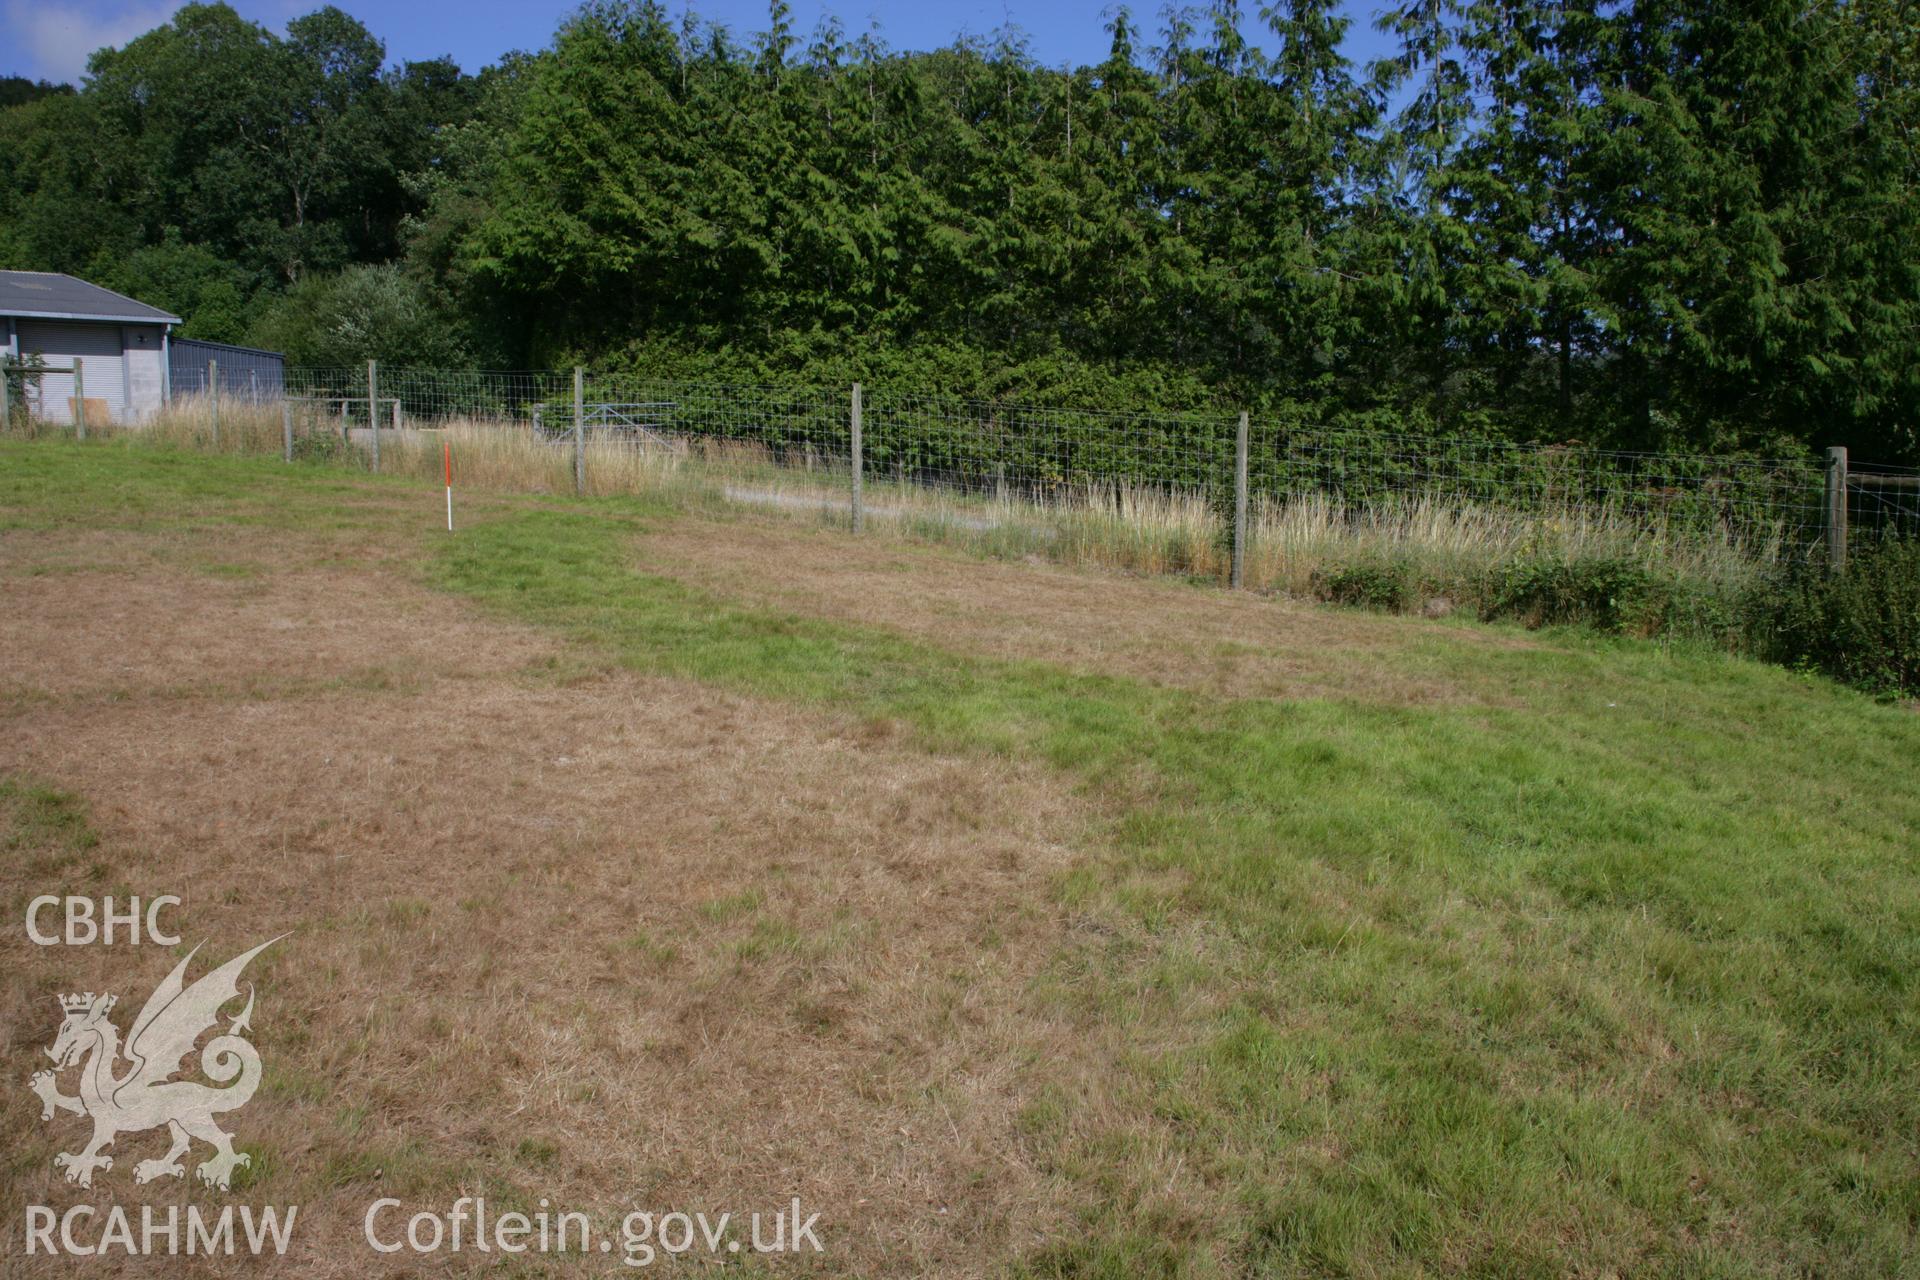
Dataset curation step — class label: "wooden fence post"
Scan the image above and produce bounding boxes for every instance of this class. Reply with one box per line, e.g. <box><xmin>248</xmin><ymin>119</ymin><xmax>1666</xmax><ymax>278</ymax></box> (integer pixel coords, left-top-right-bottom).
<box><xmin>73</xmin><ymin>358</ymin><xmax>86</xmax><ymax>440</ymax></box>
<box><xmin>367</xmin><ymin>360</ymin><xmax>380</xmax><ymax>473</ymax></box>
<box><xmin>0</xmin><ymin>362</ymin><xmax>10</xmax><ymax>432</ymax></box>
<box><xmin>209</xmin><ymin>359</ymin><xmax>219</xmax><ymax>448</ymax></box>
<box><xmin>1231</xmin><ymin>410</ymin><xmax>1249</xmax><ymax>589</ymax></box>
<box><xmin>282</xmin><ymin>400</ymin><xmax>294</xmax><ymax>463</ymax></box>
<box><xmin>850</xmin><ymin>382</ymin><xmax>864</xmax><ymax>533</ymax></box>
<box><xmin>1825</xmin><ymin>446</ymin><xmax>1848</xmax><ymax>573</ymax></box>
<box><xmin>572</xmin><ymin>366</ymin><xmax>586</xmax><ymax>495</ymax></box>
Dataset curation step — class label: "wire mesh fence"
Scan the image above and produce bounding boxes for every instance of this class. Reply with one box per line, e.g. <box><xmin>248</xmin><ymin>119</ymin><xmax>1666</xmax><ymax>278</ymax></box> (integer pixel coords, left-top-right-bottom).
<box><xmin>1250</xmin><ymin>418</ymin><xmax>1843</xmax><ymax>561</ymax></box>
<box><xmin>861</xmin><ymin>390</ymin><xmax>1237</xmax><ymax>506</ymax></box>
<box><xmin>65</xmin><ymin>363</ymin><xmax>1910</xmax><ymax>572</ymax></box>
<box><xmin>1848</xmin><ymin>465</ymin><xmax>1920</xmax><ymax>543</ymax></box>
<box><xmin>282</xmin><ymin>366</ymin><xmax>854</xmax><ymax>466</ymax></box>
<box><xmin>286</xmin><ymin>367</ymin><xmax>571</xmax><ymax>426</ymax></box>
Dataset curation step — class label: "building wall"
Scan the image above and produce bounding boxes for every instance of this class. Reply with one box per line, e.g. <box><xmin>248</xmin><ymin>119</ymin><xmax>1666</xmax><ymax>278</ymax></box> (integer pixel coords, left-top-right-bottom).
<box><xmin>169</xmin><ymin>338</ymin><xmax>285</xmax><ymax>402</ymax></box>
<box><xmin>7</xmin><ymin>320</ymin><xmax>170</xmax><ymax>426</ymax></box>
<box><xmin>6</xmin><ymin>320</ymin><xmax>169</xmax><ymax>424</ymax></box>
<box><xmin>122</xmin><ymin>325</ymin><xmax>166</xmax><ymax>420</ymax></box>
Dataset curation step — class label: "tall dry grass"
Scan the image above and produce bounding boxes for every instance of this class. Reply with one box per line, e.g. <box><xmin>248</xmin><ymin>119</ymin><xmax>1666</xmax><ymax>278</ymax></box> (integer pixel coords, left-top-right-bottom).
<box><xmin>61</xmin><ymin>399</ymin><xmax>1780</xmax><ymax>634</ymax></box>
<box><xmin>1241</xmin><ymin>490</ymin><xmax>1777</xmax><ymax>600</ymax></box>
<box><xmin>142</xmin><ymin>394</ymin><xmax>289</xmax><ymax>455</ymax></box>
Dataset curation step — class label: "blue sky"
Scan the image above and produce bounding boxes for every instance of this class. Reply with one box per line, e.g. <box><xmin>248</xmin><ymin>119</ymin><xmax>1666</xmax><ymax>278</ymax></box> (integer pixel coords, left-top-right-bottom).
<box><xmin>3</xmin><ymin>0</ymin><xmax>1402</xmax><ymax>85</ymax></box>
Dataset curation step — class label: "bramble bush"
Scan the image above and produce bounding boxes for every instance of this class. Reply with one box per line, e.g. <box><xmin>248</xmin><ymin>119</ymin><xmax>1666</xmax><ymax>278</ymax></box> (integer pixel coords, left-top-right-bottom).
<box><xmin>1481</xmin><ymin>555</ymin><xmax>1677</xmax><ymax>636</ymax></box>
<box><xmin>1307</xmin><ymin>538</ymin><xmax>1919</xmax><ymax>699</ymax></box>
<box><xmin>1757</xmin><ymin>537</ymin><xmax>1920</xmax><ymax>698</ymax></box>
<box><xmin>1313</xmin><ymin>559</ymin><xmax>1419</xmax><ymax>612</ymax></box>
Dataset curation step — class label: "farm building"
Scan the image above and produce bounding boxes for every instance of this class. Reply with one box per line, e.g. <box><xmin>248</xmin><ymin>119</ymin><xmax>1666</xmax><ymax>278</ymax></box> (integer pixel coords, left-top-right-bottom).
<box><xmin>169</xmin><ymin>337</ymin><xmax>286</xmax><ymax>402</ymax></box>
<box><xmin>1</xmin><ymin>270</ymin><xmax>180</xmax><ymax>425</ymax></box>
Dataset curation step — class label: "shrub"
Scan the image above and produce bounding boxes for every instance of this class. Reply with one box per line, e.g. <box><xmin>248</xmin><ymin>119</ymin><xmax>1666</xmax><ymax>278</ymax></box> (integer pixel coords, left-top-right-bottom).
<box><xmin>1481</xmin><ymin>554</ymin><xmax>1674</xmax><ymax>635</ymax></box>
<box><xmin>291</xmin><ymin>427</ymin><xmax>351</xmax><ymax>465</ymax></box>
<box><xmin>1314</xmin><ymin>558</ymin><xmax>1417</xmax><ymax>611</ymax></box>
<box><xmin>1757</xmin><ymin>537</ymin><xmax>1920</xmax><ymax>697</ymax></box>
<box><xmin>2</xmin><ymin>351</ymin><xmax>46</xmax><ymax>426</ymax></box>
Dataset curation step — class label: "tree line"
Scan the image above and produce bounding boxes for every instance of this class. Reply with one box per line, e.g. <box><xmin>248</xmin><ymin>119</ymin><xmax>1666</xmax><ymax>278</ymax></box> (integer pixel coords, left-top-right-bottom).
<box><xmin>1</xmin><ymin>1</ymin><xmax>1914</xmax><ymax>462</ymax></box>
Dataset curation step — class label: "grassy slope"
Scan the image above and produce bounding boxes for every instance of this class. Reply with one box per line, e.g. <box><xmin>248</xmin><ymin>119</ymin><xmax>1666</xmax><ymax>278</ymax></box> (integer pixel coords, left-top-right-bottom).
<box><xmin>6</xmin><ymin>440</ymin><xmax>1919</xmax><ymax>1277</ymax></box>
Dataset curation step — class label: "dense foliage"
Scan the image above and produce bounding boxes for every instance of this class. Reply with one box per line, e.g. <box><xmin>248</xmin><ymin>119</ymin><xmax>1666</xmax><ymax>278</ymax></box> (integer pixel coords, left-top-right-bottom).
<box><xmin>0</xmin><ymin>78</ymin><xmax>72</xmax><ymax>109</ymax></box>
<box><xmin>2</xmin><ymin>0</ymin><xmax>1916</xmax><ymax>462</ymax></box>
<box><xmin>1761</xmin><ymin>537</ymin><xmax>1920</xmax><ymax>697</ymax></box>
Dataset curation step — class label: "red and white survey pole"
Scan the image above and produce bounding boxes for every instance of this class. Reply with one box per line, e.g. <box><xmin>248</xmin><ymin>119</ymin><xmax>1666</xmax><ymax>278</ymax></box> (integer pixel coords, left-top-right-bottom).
<box><xmin>443</xmin><ymin>438</ymin><xmax>454</xmax><ymax>532</ymax></box>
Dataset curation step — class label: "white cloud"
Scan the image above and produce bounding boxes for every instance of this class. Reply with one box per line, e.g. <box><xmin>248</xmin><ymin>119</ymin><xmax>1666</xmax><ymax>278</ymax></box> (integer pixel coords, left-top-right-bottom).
<box><xmin>3</xmin><ymin>0</ymin><xmax>187</xmax><ymax>84</ymax></box>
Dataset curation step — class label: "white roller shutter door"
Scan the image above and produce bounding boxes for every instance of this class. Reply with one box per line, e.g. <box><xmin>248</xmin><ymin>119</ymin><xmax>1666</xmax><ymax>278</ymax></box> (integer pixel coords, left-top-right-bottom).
<box><xmin>14</xmin><ymin>321</ymin><xmax>125</xmax><ymax>424</ymax></box>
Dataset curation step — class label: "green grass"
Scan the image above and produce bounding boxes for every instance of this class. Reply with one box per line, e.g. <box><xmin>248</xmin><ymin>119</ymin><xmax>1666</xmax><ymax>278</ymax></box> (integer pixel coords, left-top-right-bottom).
<box><xmin>435</xmin><ymin>512</ymin><xmax>1920</xmax><ymax>1277</ymax></box>
<box><xmin>8</xmin><ymin>438</ymin><xmax>1919</xmax><ymax>1276</ymax></box>
<box><xmin>0</xmin><ymin>778</ymin><xmax>104</xmax><ymax>901</ymax></box>
<box><xmin>0</xmin><ymin>435</ymin><xmax>373</xmax><ymax>530</ymax></box>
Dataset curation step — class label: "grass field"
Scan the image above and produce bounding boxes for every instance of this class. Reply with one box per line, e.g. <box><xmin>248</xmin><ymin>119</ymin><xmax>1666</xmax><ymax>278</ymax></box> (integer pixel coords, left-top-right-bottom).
<box><xmin>2</xmin><ymin>437</ymin><xmax>1917</xmax><ymax>1277</ymax></box>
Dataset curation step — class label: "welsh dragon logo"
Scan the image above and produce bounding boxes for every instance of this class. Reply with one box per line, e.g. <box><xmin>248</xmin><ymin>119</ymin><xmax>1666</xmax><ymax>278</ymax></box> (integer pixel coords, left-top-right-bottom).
<box><xmin>28</xmin><ymin>937</ymin><xmax>282</xmax><ymax>1190</ymax></box>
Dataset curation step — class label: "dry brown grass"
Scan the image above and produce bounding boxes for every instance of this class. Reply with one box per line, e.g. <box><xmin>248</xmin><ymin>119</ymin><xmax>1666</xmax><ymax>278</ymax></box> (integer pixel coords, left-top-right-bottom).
<box><xmin>0</xmin><ymin>560</ymin><xmax>547</xmax><ymax>706</ymax></box>
<box><xmin>0</xmin><ymin>522</ymin><xmax>1097</xmax><ymax>1277</ymax></box>
<box><xmin>633</xmin><ymin>514</ymin><xmax>1536</xmax><ymax>706</ymax></box>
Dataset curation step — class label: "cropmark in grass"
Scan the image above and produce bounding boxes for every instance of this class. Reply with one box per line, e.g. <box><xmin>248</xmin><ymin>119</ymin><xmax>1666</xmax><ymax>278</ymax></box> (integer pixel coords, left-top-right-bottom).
<box><xmin>437</xmin><ymin>507</ymin><xmax>1920</xmax><ymax>1277</ymax></box>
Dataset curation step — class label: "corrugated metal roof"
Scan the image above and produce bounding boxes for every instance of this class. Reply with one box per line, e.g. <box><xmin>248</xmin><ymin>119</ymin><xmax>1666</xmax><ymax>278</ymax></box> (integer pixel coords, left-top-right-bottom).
<box><xmin>0</xmin><ymin>271</ymin><xmax>182</xmax><ymax>324</ymax></box>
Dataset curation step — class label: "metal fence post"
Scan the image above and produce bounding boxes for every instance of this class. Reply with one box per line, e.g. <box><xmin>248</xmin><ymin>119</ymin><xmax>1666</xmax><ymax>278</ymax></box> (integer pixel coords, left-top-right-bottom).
<box><xmin>572</xmin><ymin>366</ymin><xmax>585</xmax><ymax>495</ymax></box>
<box><xmin>1231</xmin><ymin>410</ymin><xmax>1249</xmax><ymax>589</ymax></box>
<box><xmin>1825</xmin><ymin>446</ymin><xmax>1848</xmax><ymax>573</ymax></box>
<box><xmin>208</xmin><ymin>359</ymin><xmax>219</xmax><ymax>448</ymax></box>
<box><xmin>0</xmin><ymin>364</ymin><xmax>10</xmax><ymax>432</ymax></box>
<box><xmin>367</xmin><ymin>360</ymin><xmax>380</xmax><ymax>473</ymax></box>
<box><xmin>73</xmin><ymin>358</ymin><xmax>86</xmax><ymax>440</ymax></box>
<box><xmin>282</xmin><ymin>400</ymin><xmax>294</xmax><ymax>463</ymax></box>
<box><xmin>850</xmin><ymin>381</ymin><xmax>864</xmax><ymax>532</ymax></box>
